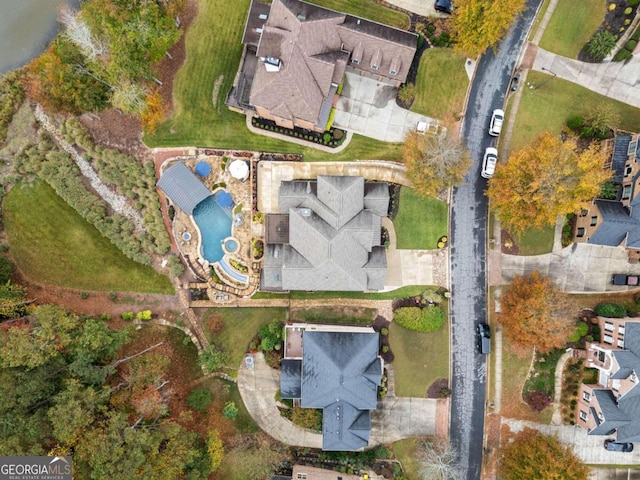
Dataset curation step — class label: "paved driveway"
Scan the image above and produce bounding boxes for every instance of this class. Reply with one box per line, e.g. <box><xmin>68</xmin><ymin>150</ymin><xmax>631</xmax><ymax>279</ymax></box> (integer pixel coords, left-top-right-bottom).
<box><xmin>500</xmin><ymin>243</ymin><xmax>640</xmax><ymax>292</ymax></box>
<box><xmin>334</xmin><ymin>72</ymin><xmax>438</xmax><ymax>142</ymax></box>
<box><xmin>504</xmin><ymin>419</ymin><xmax>640</xmax><ymax>466</ymax></box>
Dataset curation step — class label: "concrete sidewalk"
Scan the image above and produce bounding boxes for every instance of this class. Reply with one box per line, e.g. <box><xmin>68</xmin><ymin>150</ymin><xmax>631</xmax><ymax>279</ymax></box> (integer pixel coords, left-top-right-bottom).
<box><xmin>532</xmin><ymin>48</ymin><xmax>640</xmax><ymax>108</ymax></box>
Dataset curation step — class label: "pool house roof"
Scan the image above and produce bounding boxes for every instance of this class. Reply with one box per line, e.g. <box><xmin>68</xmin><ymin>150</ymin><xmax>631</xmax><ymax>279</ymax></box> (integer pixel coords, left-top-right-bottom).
<box><xmin>158</xmin><ymin>162</ymin><xmax>212</xmax><ymax>215</ymax></box>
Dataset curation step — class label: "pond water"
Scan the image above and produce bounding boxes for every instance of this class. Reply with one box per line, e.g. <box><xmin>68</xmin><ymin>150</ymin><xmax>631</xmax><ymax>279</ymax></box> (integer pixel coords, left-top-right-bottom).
<box><xmin>0</xmin><ymin>0</ymin><xmax>79</xmax><ymax>74</ymax></box>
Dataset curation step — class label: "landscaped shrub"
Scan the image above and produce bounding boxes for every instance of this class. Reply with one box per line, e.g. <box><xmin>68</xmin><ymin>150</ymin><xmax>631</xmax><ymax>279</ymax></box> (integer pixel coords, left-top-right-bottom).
<box><xmin>121</xmin><ymin>311</ymin><xmax>134</xmax><ymax>321</ymax></box>
<box><xmin>394</xmin><ymin>306</ymin><xmax>445</xmax><ymax>332</ymax></box>
<box><xmin>397</xmin><ymin>83</ymin><xmax>416</xmax><ymax>105</ymax></box>
<box><xmin>323</xmin><ymin>132</ymin><xmax>332</xmax><ymax>144</ymax></box>
<box><xmin>0</xmin><ymin>71</ymin><xmax>25</xmax><ymax>145</ymax></box>
<box><xmin>222</xmin><ymin>401</ymin><xmax>238</xmax><ymax>421</ymax></box>
<box><xmin>586</xmin><ymin>30</ymin><xmax>617</xmax><ymax>60</ymax></box>
<box><xmin>625</xmin><ymin>6</ymin><xmax>633</xmax><ymax>14</ymax></box>
<box><xmin>630</xmin><ymin>0</ymin><xmax>640</xmax><ymax>6</ymax></box>
<box><xmin>566</xmin><ymin>115</ymin><xmax>584</xmax><ymax>131</ymax></box>
<box><xmin>524</xmin><ymin>391</ymin><xmax>552</xmax><ymax>412</ymax></box>
<box><xmin>136</xmin><ymin>309</ymin><xmax>152</xmax><ymax>321</ymax></box>
<box><xmin>626</xmin><ymin>39</ymin><xmax>637</xmax><ymax>51</ymax></box>
<box><xmin>187</xmin><ymin>388</ymin><xmax>212</xmax><ymax>411</ymax></box>
<box><xmin>200</xmin><ymin>344</ymin><xmax>228</xmax><ymax>372</ymax></box>
<box><xmin>599</xmin><ymin>179</ymin><xmax>618</xmax><ymax>199</ymax></box>
<box><xmin>594</xmin><ymin>302</ymin><xmax>627</xmax><ymax>318</ymax></box>
<box><xmin>286</xmin><ymin>407</ymin><xmax>322</xmax><ymax>431</ymax></box>
<box><xmin>568</xmin><ymin>321</ymin><xmax>589</xmax><ymax>342</ymax></box>
<box><xmin>259</xmin><ymin>320</ymin><xmax>284</xmax><ymax>351</ymax></box>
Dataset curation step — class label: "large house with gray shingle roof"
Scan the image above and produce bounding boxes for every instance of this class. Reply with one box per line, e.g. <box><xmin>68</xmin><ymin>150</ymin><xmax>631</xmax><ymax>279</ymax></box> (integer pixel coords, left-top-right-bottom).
<box><xmin>261</xmin><ymin>175</ymin><xmax>388</xmax><ymax>292</ymax></box>
<box><xmin>228</xmin><ymin>0</ymin><xmax>417</xmax><ymax>133</ymax></box>
<box><xmin>280</xmin><ymin>323</ymin><xmax>382</xmax><ymax>451</ymax></box>
<box><xmin>577</xmin><ymin>317</ymin><xmax>640</xmax><ymax>442</ymax></box>
<box><xmin>574</xmin><ymin>133</ymin><xmax>640</xmax><ymax>262</ymax></box>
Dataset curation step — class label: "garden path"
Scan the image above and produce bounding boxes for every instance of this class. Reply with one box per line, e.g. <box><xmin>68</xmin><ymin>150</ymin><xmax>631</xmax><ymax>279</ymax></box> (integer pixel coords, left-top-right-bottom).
<box><xmin>550</xmin><ymin>349</ymin><xmax>573</xmax><ymax>426</ymax></box>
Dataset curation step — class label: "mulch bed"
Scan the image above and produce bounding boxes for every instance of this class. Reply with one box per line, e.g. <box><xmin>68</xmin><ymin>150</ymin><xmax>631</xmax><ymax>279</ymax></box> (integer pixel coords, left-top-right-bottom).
<box><xmin>578</xmin><ymin>1</ymin><xmax>639</xmax><ymax>62</ymax></box>
<box><xmin>501</xmin><ymin>229</ymin><xmax>520</xmax><ymax>255</ymax></box>
<box><xmin>426</xmin><ymin>377</ymin><xmax>449</xmax><ymax>398</ymax></box>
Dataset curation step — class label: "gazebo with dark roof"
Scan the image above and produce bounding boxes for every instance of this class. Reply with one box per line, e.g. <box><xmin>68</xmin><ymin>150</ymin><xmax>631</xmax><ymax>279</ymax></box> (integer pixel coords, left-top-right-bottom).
<box><xmin>157</xmin><ymin>162</ymin><xmax>212</xmax><ymax>215</ymax></box>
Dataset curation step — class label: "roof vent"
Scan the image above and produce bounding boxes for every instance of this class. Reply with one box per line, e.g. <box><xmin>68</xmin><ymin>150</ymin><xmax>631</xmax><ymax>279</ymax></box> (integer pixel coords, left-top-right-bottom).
<box><xmin>357</xmin><ymin>19</ymin><xmax>360</xmax><ymax>25</ymax></box>
<box><xmin>258</xmin><ymin>13</ymin><xmax>268</xmax><ymax>20</ymax></box>
<box><xmin>300</xmin><ymin>208</ymin><xmax>312</xmax><ymax>217</ymax></box>
<box><xmin>297</xmin><ymin>14</ymin><xmax>306</xmax><ymax>21</ymax></box>
<box><xmin>306</xmin><ymin>181</ymin><xmax>311</xmax><ymax>194</ymax></box>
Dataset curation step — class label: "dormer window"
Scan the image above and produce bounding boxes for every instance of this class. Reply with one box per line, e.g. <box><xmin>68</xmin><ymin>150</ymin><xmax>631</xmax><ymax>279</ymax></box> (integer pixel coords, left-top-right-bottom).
<box><xmin>371</xmin><ymin>64</ymin><xmax>379</xmax><ymax>70</ymax></box>
<box><xmin>390</xmin><ymin>69</ymin><xmax>397</xmax><ymax>75</ymax></box>
<box><xmin>625</xmin><ymin>164</ymin><xmax>633</xmax><ymax>177</ymax></box>
<box><xmin>352</xmin><ymin>58</ymin><xmax>359</xmax><ymax>65</ymax></box>
<box><xmin>628</xmin><ymin>140</ymin><xmax>638</xmax><ymax>156</ymax></box>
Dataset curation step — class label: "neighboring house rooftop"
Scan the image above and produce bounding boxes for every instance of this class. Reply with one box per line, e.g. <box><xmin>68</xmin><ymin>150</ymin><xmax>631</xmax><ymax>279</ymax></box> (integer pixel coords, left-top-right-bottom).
<box><xmin>588</xmin><ymin>200</ymin><xmax>639</xmax><ymax>247</ymax></box>
<box><xmin>244</xmin><ymin>0</ymin><xmax>416</xmax><ymax>130</ymax></box>
<box><xmin>584</xmin><ymin>321</ymin><xmax>640</xmax><ymax>441</ymax></box>
<box><xmin>262</xmin><ymin>176</ymin><xmax>388</xmax><ymax>291</ymax></box>
<box><xmin>280</xmin><ymin>325</ymin><xmax>382</xmax><ymax>451</ymax></box>
<box><xmin>157</xmin><ymin>162</ymin><xmax>212</xmax><ymax>215</ymax></box>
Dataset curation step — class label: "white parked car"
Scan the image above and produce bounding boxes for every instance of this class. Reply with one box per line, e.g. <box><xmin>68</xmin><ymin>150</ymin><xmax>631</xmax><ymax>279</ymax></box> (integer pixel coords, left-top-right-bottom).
<box><xmin>481</xmin><ymin>147</ymin><xmax>498</xmax><ymax>179</ymax></box>
<box><xmin>489</xmin><ymin>109</ymin><xmax>504</xmax><ymax>136</ymax></box>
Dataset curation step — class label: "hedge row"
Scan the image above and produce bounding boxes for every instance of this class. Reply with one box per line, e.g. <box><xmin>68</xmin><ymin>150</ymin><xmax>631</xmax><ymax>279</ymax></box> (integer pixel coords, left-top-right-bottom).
<box><xmin>14</xmin><ymin>135</ymin><xmax>152</xmax><ymax>264</ymax></box>
<box><xmin>60</xmin><ymin>119</ymin><xmax>170</xmax><ymax>255</ymax></box>
<box><xmin>393</xmin><ymin>305</ymin><xmax>445</xmax><ymax>332</ymax></box>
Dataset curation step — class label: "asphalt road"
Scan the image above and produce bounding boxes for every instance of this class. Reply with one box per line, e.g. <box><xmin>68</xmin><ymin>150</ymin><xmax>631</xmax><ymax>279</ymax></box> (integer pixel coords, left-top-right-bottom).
<box><xmin>448</xmin><ymin>1</ymin><xmax>542</xmax><ymax>478</ymax></box>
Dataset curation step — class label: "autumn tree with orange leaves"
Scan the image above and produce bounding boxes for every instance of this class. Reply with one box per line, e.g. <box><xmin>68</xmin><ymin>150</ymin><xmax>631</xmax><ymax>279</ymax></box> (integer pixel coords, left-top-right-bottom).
<box><xmin>499</xmin><ymin>428</ymin><xmax>588</xmax><ymax>480</ymax></box>
<box><xmin>404</xmin><ymin>129</ymin><xmax>472</xmax><ymax>197</ymax></box>
<box><xmin>499</xmin><ymin>271</ymin><xmax>575</xmax><ymax>354</ymax></box>
<box><xmin>451</xmin><ymin>0</ymin><xmax>527</xmax><ymax>58</ymax></box>
<box><xmin>487</xmin><ymin>131</ymin><xmax>610</xmax><ymax>235</ymax></box>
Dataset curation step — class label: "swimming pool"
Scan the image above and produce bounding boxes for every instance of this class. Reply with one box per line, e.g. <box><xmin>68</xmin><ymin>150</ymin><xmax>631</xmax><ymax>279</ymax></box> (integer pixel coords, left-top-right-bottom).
<box><xmin>192</xmin><ymin>191</ymin><xmax>233</xmax><ymax>263</ymax></box>
<box><xmin>219</xmin><ymin>257</ymin><xmax>249</xmax><ymax>284</ymax></box>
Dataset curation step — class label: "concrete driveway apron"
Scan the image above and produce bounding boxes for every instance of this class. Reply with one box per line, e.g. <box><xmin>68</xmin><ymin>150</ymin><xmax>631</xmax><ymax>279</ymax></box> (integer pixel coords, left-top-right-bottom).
<box><xmin>334</xmin><ymin>72</ymin><xmax>438</xmax><ymax>142</ymax></box>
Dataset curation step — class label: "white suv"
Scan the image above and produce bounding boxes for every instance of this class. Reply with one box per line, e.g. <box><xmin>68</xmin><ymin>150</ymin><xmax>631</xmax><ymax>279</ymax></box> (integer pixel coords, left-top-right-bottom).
<box><xmin>481</xmin><ymin>147</ymin><xmax>498</xmax><ymax>179</ymax></box>
<box><xmin>489</xmin><ymin>109</ymin><xmax>504</xmax><ymax>136</ymax></box>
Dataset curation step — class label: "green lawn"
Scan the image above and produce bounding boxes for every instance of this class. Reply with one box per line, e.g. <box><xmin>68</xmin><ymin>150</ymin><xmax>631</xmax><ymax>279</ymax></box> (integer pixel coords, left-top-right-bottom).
<box><xmin>205</xmin><ymin>307</ymin><xmax>286</xmax><ymax>369</ymax></box>
<box><xmin>390</xmin><ymin>310</ymin><xmax>449</xmax><ymax>397</ymax></box>
<box><xmin>3</xmin><ymin>181</ymin><xmax>173</xmax><ymax>293</ymax></box>
<box><xmin>411</xmin><ymin>48</ymin><xmax>469</xmax><ymax>122</ymax></box>
<box><xmin>144</xmin><ymin>0</ymin><xmax>404</xmax><ymax>162</ymax></box>
<box><xmin>516</xmin><ymin>224</ymin><xmax>555</xmax><ymax>255</ymax></box>
<box><xmin>308</xmin><ymin>0</ymin><xmax>410</xmax><ymax>29</ymax></box>
<box><xmin>394</xmin><ymin>188</ymin><xmax>448</xmax><ymax>250</ymax></box>
<box><xmin>251</xmin><ymin>285</ymin><xmax>430</xmax><ymax>300</ymax></box>
<box><xmin>290</xmin><ymin>306</ymin><xmax>378</xmax><ymax>325</ymax></box>
<box><xmin>509</xmin><ymin>71</ymin><xmax>640</xmax><ymax>151</ymax></box>
<box><xmin>393</xmin><ymin>438</ymin><xmax>424</xmax><ymax>480</ymax></box>
<box><xmin>539</xmin><ymin>0</ymin><xmax>604</xmax><ymax>58</ymax></box>
<box><xmin>528</xmin><ymin>0</ymin><xmax>552</xmax><ymax>42</ymax></box>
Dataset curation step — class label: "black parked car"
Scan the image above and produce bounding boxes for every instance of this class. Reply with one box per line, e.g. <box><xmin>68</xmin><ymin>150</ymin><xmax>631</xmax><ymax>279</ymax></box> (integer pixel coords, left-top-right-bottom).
<box><xmin>434</xmin><ymin>0</ymin><xmax>453</xmax><ymax>14</ymax></box>
<box><xmin>476</xmin><ymin>323</ymin><xmax>491</xmax><ymax>355</ymax></box>
<box><xmin>604</xmin><ymin>439</ymin><xmax>633</xmax><ymax>452</ymax></box>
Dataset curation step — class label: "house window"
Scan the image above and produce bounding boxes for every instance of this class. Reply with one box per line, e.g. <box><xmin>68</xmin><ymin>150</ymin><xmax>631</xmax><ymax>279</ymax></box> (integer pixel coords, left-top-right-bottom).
<box><xmin>618</xmin><ymin>338</ymin><xmax>625</xmax><ymax>348</ymax></box>
<box><xmin>297</xmin><ymin>474</ymin><xmax>307</xmax><ymax>480</ymax></box>
<box><xmin>371</xmin><ymin>64</ymin><xmax>379</xmax><ymax>70</ymax></box>
<box><xmin>598</xmin><ymin>411</ymin><xmax>604</xmax><ymax>421</ymax></box>
<box><xmin>628</xmin><ymin>140</ymin><xmax>638</xmax><ymax>156</ymax></box>
<box><xmin>620</xmin><ymin>326</ymin><xmax>625</xmax><ymax>335</ymax></box>
<box><xmin>580</xmin><ymin>209</ymin><xmax>588</xmax><ymax>217</ymax></box>
<box><xmin>625</xmin><ymin>164</ymin><xmax>633</xmax><ymax>177</ymax></box>
<box><xmin>579</xmin><ymin>410</ymin><xmax>588</xmax><ymax>421</ymax></box>
<box><xmin>389</xmin><ymin>69</ymin><xmax>397</xmax><ymax>75</ymax></box>
<box><xmin>590</xmin><ymin>216</ymin><xmax>598</xmax><ymax>226</ymax></box>
<box><xmin>583</xmin><ymin>391</ymin><xmax>591</xmax><ymax>402</ymax></box>
<box><xmin>577</xmin><ymin>227</ymin><xmax>585</xmax><ymax>238</ymax></box>
<box><xmin>604</xmin><ymin>334</ymin><xmax>613</xmax><ymax>344</ymax></box>
<box><xmin>352</xmin><ymin>58</ymin><xmax>359</xmax><ymax>65</ymax></box>
<box><xmin>623</xmin><ymin>184</ymin><xmax>632</xmax><ymax>200</ymax></box>
<box><xmin>604</xmin><ymin>322</ymin><xmax>614</xmax><ymax>332</ymax></box>
<box><xmin>597</xmin><ymin>350</ymin><xmax>606</xmax><ymax>362</ymax></box>
<box><xmin>632</xmin><ymin>372</ymin><xmax>637</xmax><ymax>383</ymax></box>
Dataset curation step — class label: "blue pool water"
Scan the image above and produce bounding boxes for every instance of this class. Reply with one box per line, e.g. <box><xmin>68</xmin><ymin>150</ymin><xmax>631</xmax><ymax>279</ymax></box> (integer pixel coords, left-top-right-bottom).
<box><xmin>219</xmin><ymin>257</ymin><xmax>249</xmax><ymax>284</ymax></box>
<box><xmin>225</xmin><ymin>238</ymin><xmax>238</xmax><ymax>252</ymax></box>
<box><xmin>193</xmin><ymin>192</ymin><xmax>234</xmax><ymax>263</ymax></box>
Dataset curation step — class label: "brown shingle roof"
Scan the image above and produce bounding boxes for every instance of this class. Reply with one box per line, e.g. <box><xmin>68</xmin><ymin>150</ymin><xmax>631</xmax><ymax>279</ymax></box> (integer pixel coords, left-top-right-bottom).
<box><xmin>246</xmin><ymin>0</ymin><xmax>416</xmax><ymax>130</ymax></box>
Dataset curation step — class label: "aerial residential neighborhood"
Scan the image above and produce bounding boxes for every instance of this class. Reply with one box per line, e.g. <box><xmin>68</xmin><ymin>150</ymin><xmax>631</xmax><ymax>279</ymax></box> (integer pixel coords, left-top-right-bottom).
<box><xmin>2</xmin><ymin>0</ymin><xmax>640</xmax><ymax>479</ymax></box>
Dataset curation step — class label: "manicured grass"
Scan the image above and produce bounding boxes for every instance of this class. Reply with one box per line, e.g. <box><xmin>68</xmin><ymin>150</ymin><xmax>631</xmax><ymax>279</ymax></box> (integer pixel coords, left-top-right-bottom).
<box><xmin>509</xmin><ymin>71</ymin><xmax>640</xmax><ymax>152</ymax></box>
<box><xmin>144</xmin><ymin>0</ymin><xmax>404</xmax><ymax>162</ymax></box>
<box><xmin>290</xmin><ymin>306</ymin><xmax>378</xmax><ymax>325</ymax></box>
<box><xmin>205</xmin><ymin>307</ymin><xmax>286</xmax><ymax>369</ymax></box>
<box><xmin>251</xmin><ymin>285</ymin><xmax>430</xmax><ymax>300</ymax></box>
<box><xmin>394</xmin><ymin>188</ymin><xmax>448</xmax><ymax>250</ymax></box>
<box><xmin>3</xmin><ymin>181</ymin><xmax>173</xmax><ymax>293</ymax></box>
<box><xmin>390</xmin><ymin>306</ymin><xmax>449</xmax><ymax>397</ymax></box>
<box><xmin>411</xmin><ymin>48</ymin><xmax>469</xmax><ymax>121</ymax></box>
<box><xmin>308</xmin><ymin>0</ymin><xmax>410</xmax><ymax>30</ymax></box>
<box><xmin>539</xmin><ymin>0</ymin><xmax>604</xmax><ymax>58</ymax></box>
<box><xmin>516</xmin><ymin>224</ymin><xmax>555</xmax><ymax>256</ymax></box>
<box><xmin>523</xmin><ymin>348</ymin><xmax>564</xmax><ymax>398</ymax></box>
<box><xmin>393</xmin><ymin>438</ymin><xmax>424</xmax><ymax>480</ymax></box>
<box><xmin>528</xmin><ymin>0</ymin><xmax>552</xmax><ymax>42</ymax></box>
